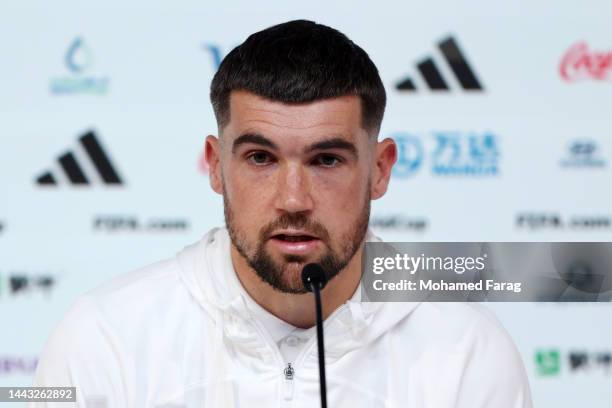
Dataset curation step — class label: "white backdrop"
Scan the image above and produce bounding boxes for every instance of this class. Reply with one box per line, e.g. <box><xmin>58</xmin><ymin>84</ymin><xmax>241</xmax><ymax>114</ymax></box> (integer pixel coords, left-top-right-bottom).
<box><xmin>1</xmin><ymin>1</ymin><xmax>611</xmax><ymax>406</ymax></box>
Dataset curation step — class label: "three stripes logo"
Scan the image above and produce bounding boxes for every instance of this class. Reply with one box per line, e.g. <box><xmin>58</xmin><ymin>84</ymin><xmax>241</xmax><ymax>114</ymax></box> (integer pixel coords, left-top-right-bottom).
<box><xmin>36</xmin><ymin>131</ymin><xmax>123</xmax><ymax>186</ymax></box>
<box><xmin>396</xmin><ymin>35</ymin><xmax>484</xmax><ymax>92</ymax></box>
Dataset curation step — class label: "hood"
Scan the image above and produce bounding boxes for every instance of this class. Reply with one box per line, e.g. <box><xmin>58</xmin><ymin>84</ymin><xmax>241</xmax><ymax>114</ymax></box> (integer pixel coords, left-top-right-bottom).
<box><xmin>176</xmin><ymin>227</ymin><xmax>421</xmax><ymax>361</ymax></box>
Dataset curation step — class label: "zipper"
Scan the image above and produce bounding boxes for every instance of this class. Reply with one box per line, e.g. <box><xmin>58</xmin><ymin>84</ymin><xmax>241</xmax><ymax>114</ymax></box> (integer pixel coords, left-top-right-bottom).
<box><xmin>248</xmin><ymin>315</ymin><xmax>297</xmax><ymax>404</ymax></box>
<box><xmin>283</xmin><ymin>363</ymin><xmax>295</xmax><ymax>401</ymax></box>
<box><xmin>247</xmin><ymin>302</ymin><xmax>351</xmax><ymax>406</ymax></box>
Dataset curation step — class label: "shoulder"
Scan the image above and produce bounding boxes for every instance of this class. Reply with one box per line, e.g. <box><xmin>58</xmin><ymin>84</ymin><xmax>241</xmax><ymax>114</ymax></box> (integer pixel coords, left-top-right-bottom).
<box><xmin>84</xmin><ymin>257</ymin><xmax>184</xmax><ymax>317</ymax></box>
<box><xmin>32</xmin><ymin>246</ymin><xmax>215</xmax><ymax>399</ymax></box>
<box><xmin>37</xmin><ymin>257</ymin><xmax>189</xmax><ymax>359</ymax></box>
<box><xmin>396</xmin><ymin>302</ymin><xmax>532</xmax><ymax>407</ymax></box>
<box><xmin>401</xmin><ymin>302</ymin><xmax>524</xmax><ymax>364</ymax></box>
<box><xmin>40</xmin><ymin>228</ymin><xmax>228</xmax><ymax>355</ymax></box>
<box><xmin>36</xmin><ymin>241</ymin><xmax>212</xmax><ymax>363</ymax></box>
<box><xmin>407</xmin><ymin>302</ymin><xmax>514</xmax><ymax>340</ymax></box>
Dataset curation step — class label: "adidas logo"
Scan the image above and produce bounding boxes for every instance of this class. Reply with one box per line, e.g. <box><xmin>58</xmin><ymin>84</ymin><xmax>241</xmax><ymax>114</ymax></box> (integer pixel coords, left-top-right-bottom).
<box><xmin>396</xmin><ymin>36</ymin><xmax>484</xmax><ymax>92</ymax></box>
<box><xmin>36</xmin><ymin>130</ymin><xmax>123</xmax><ymax>186</ymax></box>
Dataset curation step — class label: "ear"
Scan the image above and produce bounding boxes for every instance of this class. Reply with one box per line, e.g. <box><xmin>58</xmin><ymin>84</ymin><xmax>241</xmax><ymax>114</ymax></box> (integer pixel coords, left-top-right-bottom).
<box><xmin>371</xmin><ymin>138</ymin><xmax>397</xmax><ymax>200</ymax></box>
<box><xmin>205</xmin><ymin>135</ymin><xmax>223</xmax><ymax>195</ymax></box>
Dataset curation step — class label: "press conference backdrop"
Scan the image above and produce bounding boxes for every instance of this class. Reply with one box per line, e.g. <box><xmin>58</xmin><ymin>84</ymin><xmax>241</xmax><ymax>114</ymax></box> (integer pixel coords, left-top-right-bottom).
<box><xmin>1</xmin><ymin>0</ymin><xmax>611</xmax><ymax>406</ymax></box>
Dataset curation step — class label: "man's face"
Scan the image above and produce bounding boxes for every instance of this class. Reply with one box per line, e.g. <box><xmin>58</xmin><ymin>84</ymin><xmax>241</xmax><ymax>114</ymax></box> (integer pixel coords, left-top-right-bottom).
<box><xmin>207</xmin><ymin>91</ymin><xmax>392</xmax><ymax>294</ymax></box>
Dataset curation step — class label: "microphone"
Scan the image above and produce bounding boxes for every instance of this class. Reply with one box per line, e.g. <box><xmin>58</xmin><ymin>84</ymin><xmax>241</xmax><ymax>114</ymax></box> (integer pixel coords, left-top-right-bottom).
<box><xmin>301</xmin><ymin>263</ymin><xmax>328</xmax><ymax>408</ymax></box>
<box><xmin>302</xmin><ymin>262</ymin><xmax>328</xmax><ymax>292</ymax></box>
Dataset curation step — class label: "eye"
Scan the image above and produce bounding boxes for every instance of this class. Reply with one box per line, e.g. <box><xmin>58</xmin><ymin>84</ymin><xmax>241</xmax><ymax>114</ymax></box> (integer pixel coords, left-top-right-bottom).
<box><xmin>313</xmin><ymin>154</ymin><xmax>342</xmax><ymax>167</ymax></box>
<box><xmin>246</xmin><ymin>151</ymin><xmax>274</xmax><ymax>166</ymax></box>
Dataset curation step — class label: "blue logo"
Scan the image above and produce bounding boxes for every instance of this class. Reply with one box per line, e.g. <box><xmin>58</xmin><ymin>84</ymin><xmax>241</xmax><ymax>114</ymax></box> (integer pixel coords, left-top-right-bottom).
<box><xmin>65</xmin><ymin>37</ymin><xmax>93</xmax><ymax>73</ymax></box>
<box><xmin>50</xmin><ymin>36</ymin><xmax>109</xmax><ymax>95</ymax></box>
<box><xmin>203</xmin><ymin>43</ymin><xmax>225</xmax><ymax>70</ymax></box>
<box><xmin>560</xmin><ymin>140</ymin><xmax>606</xmax><ymax>168</ymax></box>
<box><xmin>391</xmin><ymin>131</ymin><xmax>500</xmax><ymax>178</ymax></box>
<box><xmin>432</xmin><ymin>131</ymin><xmax>499</xmax><ymax>175</ymax></box>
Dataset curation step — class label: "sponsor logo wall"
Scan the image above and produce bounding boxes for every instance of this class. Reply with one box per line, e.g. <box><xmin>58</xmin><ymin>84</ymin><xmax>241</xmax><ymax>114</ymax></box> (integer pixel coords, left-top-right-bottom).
<box><xmin>1</xmin><ymin>2</ymin><xmax>612</xmax><ymax>407</ymax></box>
<box><xmin>395</xmin><ymin>35</ymin><xmax>484</xmax><ymax>92</ymax></box>
<box><xmin>0</xmin><ymin>273</ymin><xmax>57</xmax><ymax>298</ymax></box>
<box><xmin>536</xmin><ymin>349</ymin><xmax>612</xmax><ymax>377</ymax></box>
<box><xmin>0</xmin><ymin>357</ymin><xmax>38</xmax><ymax>377</ymax></box>
<box><xmin>560</xmin><ymin>140</ymin><xmax>607</xmax><ymax>169</ymax></box>
<box><xmin>392</xmin><ymin>131</ymin><xmax>500</xmax><ymax>177</ymax></box>
<box><xmin>50</xmin><ymin>37</ymin><xmax>110</xmax><ymax>96</ymax></box>
<box><xmin>559</xmin><ymin>42</ymin><xmax>612</xmax><ymax>83</ymax></box>
<box><xmin>35</xmin><ymin>131</ymin><xmax>123</xmax><ymax>187</ymax></box>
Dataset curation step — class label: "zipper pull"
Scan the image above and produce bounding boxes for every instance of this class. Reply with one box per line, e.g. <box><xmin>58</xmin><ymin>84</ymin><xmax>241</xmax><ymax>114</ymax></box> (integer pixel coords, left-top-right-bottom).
<box><xmin>284</xmin><ymin>363</ymin><xmax>294</xmax><ymax>380</ymax></box>
<box><xmin>283</xmin><ymin>363</ymin><xmax>295</xmax><ymax>400</ymax></box>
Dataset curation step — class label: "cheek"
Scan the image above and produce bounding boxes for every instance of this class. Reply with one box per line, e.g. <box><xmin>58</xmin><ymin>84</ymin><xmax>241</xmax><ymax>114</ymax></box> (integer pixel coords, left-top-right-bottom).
<box><xmin>225</xmin><ymin>167</ymin><xmax>275</xmax><ymax>225</ymax></box>
<box><xmin>311</xmin><ymin>169</ymin><xmax>368</xmax><ymax>226</ymax></box>
<box><xmin>312</xmin><ymin>162</ymin><xmax>369</xmax><ymax>196</ymax></box>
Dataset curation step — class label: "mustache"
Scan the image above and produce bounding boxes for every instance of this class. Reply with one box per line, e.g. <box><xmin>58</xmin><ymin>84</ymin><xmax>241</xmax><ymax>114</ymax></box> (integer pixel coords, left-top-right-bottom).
<box><xmin>260</xmin><ymin>212</ymin><xmax>330</xmax><ymax>242</ymax></box>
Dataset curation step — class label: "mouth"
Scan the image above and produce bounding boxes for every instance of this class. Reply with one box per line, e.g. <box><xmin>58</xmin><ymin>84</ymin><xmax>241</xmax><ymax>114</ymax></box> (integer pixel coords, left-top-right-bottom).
<box><xmin>268</xmin><ymin>231</ymin><xmax>322</xmax><ymax>255</ymax></box>
<box><xmin>272</xmin><ymin>234</ymin><xmax>318</xmax><ymax>242</ymax></box>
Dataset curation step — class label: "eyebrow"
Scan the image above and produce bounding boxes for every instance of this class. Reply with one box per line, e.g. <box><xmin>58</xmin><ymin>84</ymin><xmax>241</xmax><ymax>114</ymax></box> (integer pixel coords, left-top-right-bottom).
<box><xmin>232</xmin><ymin>133</ymin><xmax>358</xmax><ymax>158</ymax></box>
<box><xmin>232</xmin><ymin>133</ymin><xmax>278</xmax><ymax>153</ymax></box>
<box><xmin>304</xmin><ymin>137</ymin><xmax>357</xmax><ymax>157</ymax></box>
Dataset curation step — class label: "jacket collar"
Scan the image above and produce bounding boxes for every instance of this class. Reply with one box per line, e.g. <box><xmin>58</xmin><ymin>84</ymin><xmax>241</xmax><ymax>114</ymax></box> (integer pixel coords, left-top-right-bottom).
<box><xmin>176</xmin><ymin>227</ymin><xmax>422</xmax><ymax>360</ymax></box>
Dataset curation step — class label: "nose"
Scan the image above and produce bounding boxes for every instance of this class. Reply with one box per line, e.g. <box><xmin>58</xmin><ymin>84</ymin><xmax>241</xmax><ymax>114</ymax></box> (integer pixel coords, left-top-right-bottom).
<box><xmin>274</xmin><ymin>162</ymin><xmax>314</xmax><ymax>214</ymax></box>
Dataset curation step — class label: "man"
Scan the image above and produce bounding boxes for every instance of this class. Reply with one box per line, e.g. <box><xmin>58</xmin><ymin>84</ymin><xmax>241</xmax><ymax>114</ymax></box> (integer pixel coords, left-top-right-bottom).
<box><xmin>32</xmin><ymin>20</ymin><xmax>532</xmax><ymax>407</ymax></box>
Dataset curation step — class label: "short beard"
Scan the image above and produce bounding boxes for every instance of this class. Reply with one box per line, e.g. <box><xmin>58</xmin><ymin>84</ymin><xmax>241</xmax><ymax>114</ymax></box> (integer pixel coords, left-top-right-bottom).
<box><xmin>224</xmin><ymin>185</ymin><xmax>370</xmax><ymax>294</ymax></box>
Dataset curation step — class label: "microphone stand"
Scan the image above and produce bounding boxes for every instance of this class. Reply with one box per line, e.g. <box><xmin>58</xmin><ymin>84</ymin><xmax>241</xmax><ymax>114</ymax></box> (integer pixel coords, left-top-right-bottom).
<box><xmin>302</xmin><ymin>263</ymin><xmax>329</xmax><ymax>408</ymax></box>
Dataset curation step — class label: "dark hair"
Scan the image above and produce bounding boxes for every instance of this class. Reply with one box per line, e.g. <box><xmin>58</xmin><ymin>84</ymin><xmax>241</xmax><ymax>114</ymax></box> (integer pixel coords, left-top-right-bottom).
<box><xmin>210</xmin><ymin>19</ymin><xmax>386</xmax><ymax>136</ymax></box>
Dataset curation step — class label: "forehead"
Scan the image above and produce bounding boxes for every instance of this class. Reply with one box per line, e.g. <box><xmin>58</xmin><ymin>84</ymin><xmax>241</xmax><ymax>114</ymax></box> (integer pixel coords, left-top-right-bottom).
<box><xmin>224</xmin><ymin>91</ymin><xmax>364</xmax><ymax>142</ymax></box>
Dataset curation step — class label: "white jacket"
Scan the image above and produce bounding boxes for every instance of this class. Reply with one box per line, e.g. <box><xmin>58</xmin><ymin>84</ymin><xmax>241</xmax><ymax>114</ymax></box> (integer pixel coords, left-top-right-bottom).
<box><xmin>31</xmin><ymin>227</ymin><xmax>532</xmax><ymax>407</ymax></box>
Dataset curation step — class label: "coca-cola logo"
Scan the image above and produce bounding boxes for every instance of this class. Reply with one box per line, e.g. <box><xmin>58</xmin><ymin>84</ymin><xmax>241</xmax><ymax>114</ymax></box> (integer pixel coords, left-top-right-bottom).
<box><xmin>560</xmin><ymin>42</ymin><xmax>612</xmax><ymax>82</ymax></box>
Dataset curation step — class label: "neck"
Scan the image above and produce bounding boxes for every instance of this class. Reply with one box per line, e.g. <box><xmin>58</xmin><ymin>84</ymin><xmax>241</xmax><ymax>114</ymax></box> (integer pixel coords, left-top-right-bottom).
<box><xmin>231</xmin><ymin>245</ymin><xmax>364</xmax><ymax>329</ymax></box>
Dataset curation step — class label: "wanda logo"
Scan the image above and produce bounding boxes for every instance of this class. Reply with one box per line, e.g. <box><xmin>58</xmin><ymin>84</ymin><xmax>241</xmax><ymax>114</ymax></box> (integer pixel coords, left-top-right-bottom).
<box><xmin>559</xmin><ymin>42</ymin><xmax>612</xmax><ymax>81</ymax></box>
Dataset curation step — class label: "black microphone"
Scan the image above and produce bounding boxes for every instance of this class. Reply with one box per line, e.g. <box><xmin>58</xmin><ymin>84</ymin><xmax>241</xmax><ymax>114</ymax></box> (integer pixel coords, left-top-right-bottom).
<box><xmin>301</xmin><ymin>263</ymin><xmax>328</xmax><ymax>408</ymax></box>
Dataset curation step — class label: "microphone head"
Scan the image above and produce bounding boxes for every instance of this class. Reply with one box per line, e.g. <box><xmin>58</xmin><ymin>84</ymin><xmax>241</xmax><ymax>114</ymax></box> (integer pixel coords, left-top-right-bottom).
<box><xmin>301</xmin><ymin>263</ymin><xmax>328</xmax><ymax>292</ymax></box>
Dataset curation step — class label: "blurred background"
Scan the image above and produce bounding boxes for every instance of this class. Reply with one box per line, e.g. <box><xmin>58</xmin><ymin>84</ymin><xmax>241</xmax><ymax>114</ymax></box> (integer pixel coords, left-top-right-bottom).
<box><xmin>1</xmin><ymin>0</ymin><xmax>611</xmax><ymax>406</ymax></box>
